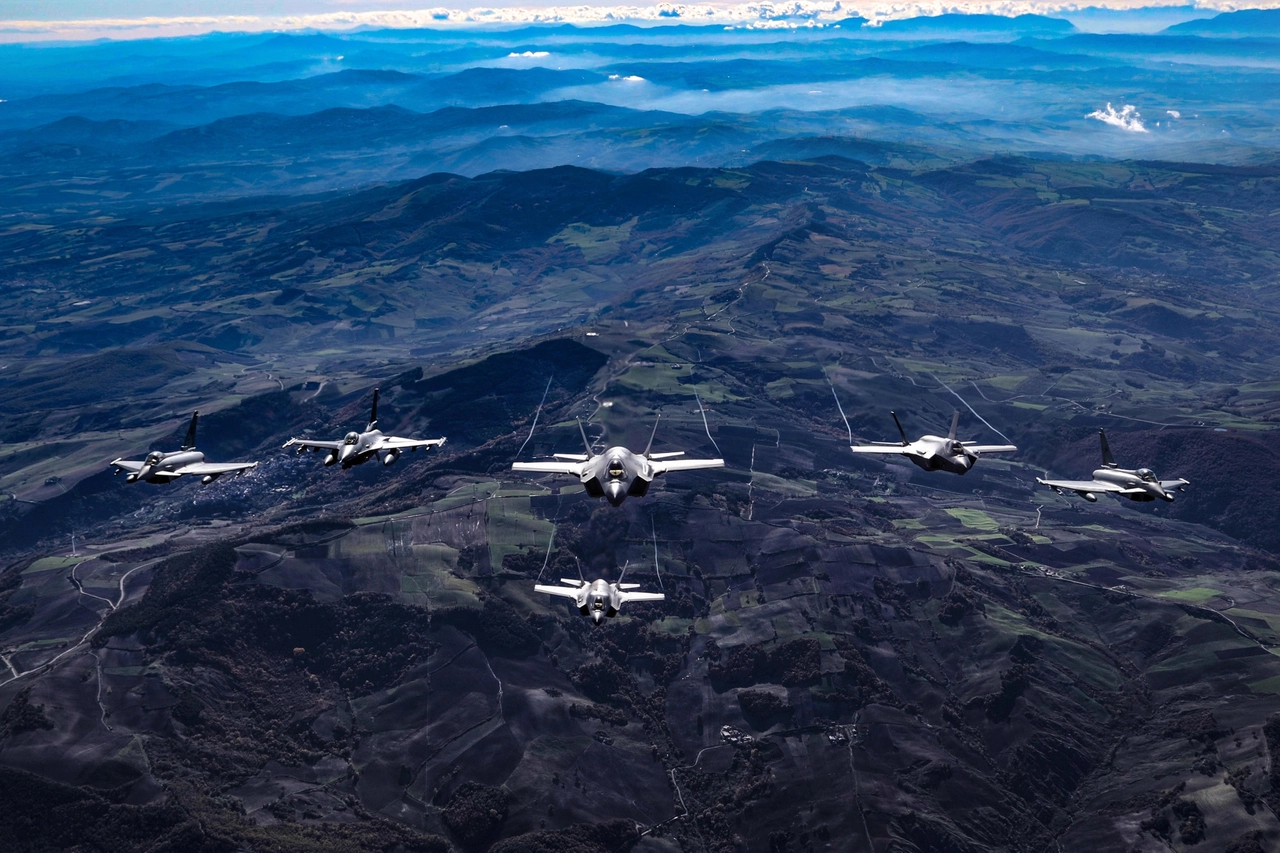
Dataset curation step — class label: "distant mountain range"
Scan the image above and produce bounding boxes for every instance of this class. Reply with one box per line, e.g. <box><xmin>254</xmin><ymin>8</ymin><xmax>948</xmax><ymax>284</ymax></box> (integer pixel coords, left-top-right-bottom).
<box><xmin>1165</xmin><ymin>7</ymin><xmax>1280</xmax><ymax>36</ymax></box>
<box><xmin>2</xmin><ymin>16</ymin><xmax>1278</xmax><ymax>218</ymax></box>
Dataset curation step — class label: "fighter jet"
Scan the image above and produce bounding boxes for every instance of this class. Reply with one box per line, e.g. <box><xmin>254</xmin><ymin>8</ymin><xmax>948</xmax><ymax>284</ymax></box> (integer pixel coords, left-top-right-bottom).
<box><xmin>849</xmin><ymin>410</ymin><xmax>1017</xmax><ymax>475</ymax></box>
<box><xmin>110</xmin><ymin>412</ymin><xmax>256</xmax><ymax>485</ymax></box>
<box><xmin>1037</xmin><ymin>429</ymin><xmax>1188</xmax><ymax>503</ymax></box>
<box><xmin>512</xmin><ymin>417</ymin><xmax>723</xmax><ymax>506</ymax></box>
<box><xmin>283</xmin><ymin>388</ymin><xmax>445</xmax><ymax>469</ymax></box>
<box><xmin>535</xmin><ymin>576</ymin><xmax>664</xmax><ymax>623</ymax></box>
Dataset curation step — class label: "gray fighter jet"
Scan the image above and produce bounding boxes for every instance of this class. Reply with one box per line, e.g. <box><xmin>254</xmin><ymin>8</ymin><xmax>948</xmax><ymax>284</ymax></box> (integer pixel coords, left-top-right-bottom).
<box><xmin>850</xmin><ymin>411</ymin><xmax>1017</xmax><ymax>475</ymax></box>
<box><xmin>535</xmin><ymin>576</ymin><xmax>665</xmax><ymax>623</ymax></box>
<box><xmin>512</xmin><ymin>417</ymin><xmax>723</xmax><ymax>506</ymax></box>
<box><xmin>1037</xmin><ymin>428</ymin><xmax>1188</xmax><ymax>503</ymax></box>
<box><xmin>110</xmin><ymin>412</ymin><xmax>256</xmax><ymax>484</ymax></box>
<box><xmin>283</xmin><ymin>388</ymin><xmax>445</xmax><ymax>469</ymax></box>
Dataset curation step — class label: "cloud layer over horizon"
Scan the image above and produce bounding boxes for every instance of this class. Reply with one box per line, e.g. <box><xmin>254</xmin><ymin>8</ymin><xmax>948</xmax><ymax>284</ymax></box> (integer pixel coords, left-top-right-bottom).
<box><xmin>2</xmin><ymin>1</ymin><xmax>1278</xmax><ymax>44</ymax></box>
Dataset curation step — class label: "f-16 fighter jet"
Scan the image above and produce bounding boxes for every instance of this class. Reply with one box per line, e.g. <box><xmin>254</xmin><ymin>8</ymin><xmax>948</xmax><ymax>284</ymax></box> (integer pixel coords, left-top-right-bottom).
<box><xmin>1037</xmin><ymin>428</ymin><xmax>1188</xmax><ymax>503</ymax></box>
<box><xmin>283</xmin><ymin>388</ymin><xmax>445</xmax><ymax>469</ymax></box>
<box><xmin>512</xmin><ymin>417</ymin><xmax>723</xmax><ymax>506</ymax></box>
<box><xmin>850</xmin><ymin>410</ymin><xmax>1017</xmax><ymax>475</ymax></box>
<box><xmin>111</xmin><ymin>412</ymin><xmax>256</xmax><ymax>485</ymax></box>
<box><xmin>535</xmin><ymin>577</ymin><xmax>664</xmax><ymax>623</ymax></box>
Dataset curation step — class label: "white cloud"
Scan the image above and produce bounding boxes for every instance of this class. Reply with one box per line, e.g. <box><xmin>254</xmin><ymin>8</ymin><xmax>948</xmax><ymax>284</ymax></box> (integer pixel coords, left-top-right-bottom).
<box><xmin>1166</xmin><ymin>109</ymin><xmax>1181</xmax><ymax>118</ymax></box>
<box><xmin>1087</xmin><ymin>102</ymin><xmax>1148</xmax><ymax>133</ymax></box>
<box><xmin>2</xmin><ymin>2</ymin><xmax>1279</xmax><ymax>42</ymax></box>
<box><xmin>508</xmin><ymin>50</ymin><xmax>550</xmax><ymax>57</ymax></box>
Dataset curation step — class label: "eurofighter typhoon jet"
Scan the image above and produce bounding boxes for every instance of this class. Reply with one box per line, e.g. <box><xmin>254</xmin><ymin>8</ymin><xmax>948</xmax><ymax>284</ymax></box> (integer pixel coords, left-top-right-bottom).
<box><xmin>110</xmin><ymin>412</ymin><xmax>256</xmax><ymax>484</ymax></box>
<box><xmin>536</xmin><ymin>575</ymin><xmax>665</xmax><ymax>624</ymax></box>
<box><xmin>850</xmin><ymin>411</ymin><xmax>1017</xmax><ymax>475</ymax></box>
<box><xmin>283</xmin><ymin>388</ymin><xmax>445</xmax><ymax>469</ymax></box>
<box><xmin>512</xmin><ymin>417</ymin><xmax>723</xmax><ymax>506</ymax></box>
<box><xmin>1037</xmin><ymin>428</ymin><xmax>1188</xmax><ymax>503</ymax></box>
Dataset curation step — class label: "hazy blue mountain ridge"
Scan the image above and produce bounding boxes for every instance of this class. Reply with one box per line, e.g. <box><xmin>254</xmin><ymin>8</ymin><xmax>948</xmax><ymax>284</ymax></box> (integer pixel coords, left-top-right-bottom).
<box><xmin>1164</xmin><ymin>7</ymin><xmax>1280</xmax><ymax>36</ymax></box>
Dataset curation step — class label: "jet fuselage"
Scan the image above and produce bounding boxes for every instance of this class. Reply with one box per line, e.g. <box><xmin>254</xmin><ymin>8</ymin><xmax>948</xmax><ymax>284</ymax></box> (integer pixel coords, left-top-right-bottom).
<box><xmin>581</xmin><ymin>579</ymin><xmax>620</xmax><ymax>623</ymax></box>
<box><xmin>326</xmin><ymin>429</ymin><xmax>399</xmax><ymax>469</ymax></box>
<box><xmin>132</xmin><ymin>449</ymin><xmax>204</xmax><ymax>483</ymax></box>
<box><xmin>905</xmin><ymin>436</ymin><xmax>977</xmax><ymax>475</ymax></box>
<box><xmin>584</xmin><ymin>447</ymin><xmax>653</xmax><ymax>506</ymax></box>
<box><xmin>1092</xmin><ymin>467</ymin><xmax>1174</xmax><ymax>502</ymax></box>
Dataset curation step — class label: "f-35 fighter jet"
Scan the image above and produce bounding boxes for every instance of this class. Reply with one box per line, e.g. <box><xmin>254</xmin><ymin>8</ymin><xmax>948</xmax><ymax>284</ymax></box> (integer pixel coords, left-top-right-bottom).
<box><xmin>283</xmin><ymin>388</ymin><xmax>445</xmax><ymax>469</ymax></box>
<box><xmin>1037</xmin><ymin>428</ymin><xmax>1188</xmax><ymax>503</ymax></box>
<box><xmin>850</xmin><ymin>411</ymin><xmax>1017</xmax><ymax>475</ymax></box>
<box><xmin>110</xmin><ymin>412</ymin><xmax>256</xmax><ymax>485</ymax></box>
<box><xmin>535</xmin><ymin>577</ymin><xmax>665</xmax><ymax>623</ymax></box>
<box><xmin>512</xmin><ymin>417</ymin><xmax>723</xmax><ymax>506</ymax></box>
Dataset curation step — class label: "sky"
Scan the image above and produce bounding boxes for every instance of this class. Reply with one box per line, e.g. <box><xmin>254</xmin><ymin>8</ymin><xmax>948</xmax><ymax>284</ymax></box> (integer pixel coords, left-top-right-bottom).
<box><xmin>0</xmin><ymin>1</ymin><xmax>1275</xmax><ymax>42</ymax></box>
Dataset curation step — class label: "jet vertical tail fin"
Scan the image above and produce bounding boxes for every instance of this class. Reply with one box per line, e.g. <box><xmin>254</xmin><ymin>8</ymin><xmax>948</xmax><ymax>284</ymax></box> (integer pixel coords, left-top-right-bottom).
<box><xmin>578</xmin><ymin>418</ymin><xmax>593</xmax><ymax>455</ymax></box>
<box><xmin>1099</xmin><ymin>428</ymin><xmax>1117</xmax><ymax>468</ymax></box>
<box><xmin>182</xmin><ymin>412</ymin><xmax>199</xmax><ymax>450</ymax></box>
<box><xmin>368</xmin><ymin>388</ymin><xmax>380</xmax><ymax>431</ymax></box>
<box><xmin>947</xmin><ymin>410</ymin><xmax>960</xmax><ymax>441</ymax></box>
<box><xmin>891</xmin><ymin>411</ymin><xmax>909</xmax><ymax>446</ymax></box>
<box><xmin>644</xmin><ymin>414</ymin><xmax>660</xmax><ymax>457</ymax></box>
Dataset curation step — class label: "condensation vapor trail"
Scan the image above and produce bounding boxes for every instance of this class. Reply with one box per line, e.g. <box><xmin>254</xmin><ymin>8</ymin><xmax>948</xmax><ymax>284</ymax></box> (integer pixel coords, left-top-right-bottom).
<box><xmin>535</xmin><ymin>528</ymin><xmax>555</xmax><ymax>583</ymax></box>
<box><xmin>825</xmin><ymin>368</ymin><xmax>853</xmax><ymax>445</ymax></box>
<box><xmin>651</xmin><ymin>516</ymin><xmax>664</xmax><ymax>589</ymax></box>
<box><xmin>929</xmin><ymin>373</ymin><xmax>1013</xmax><ymax>444</ymax></box>
<box><xmin>516</xmin><ymin>375</ymin><xmax>554</xmax><ymax>459</ymax></box>
<box><xmin>694</xmin><ymin>389</ymin><xmax>721</xmax><ymax>457</ymax></box>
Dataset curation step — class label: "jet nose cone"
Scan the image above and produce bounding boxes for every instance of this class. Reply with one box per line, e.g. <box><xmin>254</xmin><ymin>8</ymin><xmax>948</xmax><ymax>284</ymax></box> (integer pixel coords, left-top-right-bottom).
<box><xmin>591</xmin><ymin>611</ymin><xmax>605</xmax><ymax>624</ymax></box>
<box><xmin>605</xmin><ymin>482</ymin><xmax>627</xmax><ymax>506</ymax></box>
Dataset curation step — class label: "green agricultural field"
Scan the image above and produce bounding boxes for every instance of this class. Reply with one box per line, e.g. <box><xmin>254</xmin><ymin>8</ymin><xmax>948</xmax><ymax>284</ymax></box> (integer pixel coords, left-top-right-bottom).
<box><xmin>486</xmin><ymin>496</ymin><xmax>554</xmax><ymax>569</ymax></box>
<box><xmin>1156</xmin><ymin>587</ymin><xmax>1223</xmax><ymax>604</ymax></box>
<box><xmin>944</xmin><ymin>508</ymin><xmax>1000</xmax><ymax>531</ymax></box>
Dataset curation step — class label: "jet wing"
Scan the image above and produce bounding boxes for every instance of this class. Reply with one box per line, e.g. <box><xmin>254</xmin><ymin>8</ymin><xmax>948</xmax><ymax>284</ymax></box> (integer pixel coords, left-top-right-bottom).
<box><xmin>513</xmin><ymin>461</ymin><xmax>589</xmax><ymax>476</ymax></box>
<box><xmin>372</xmin><ymin>436</ymin><xmax>446</xmax><ymax>451</ymax></box>
<box><xmin>283</xmin><ymin>437</ymin><xmax>343</xmax><ymax>451</ymax></box>
<box><xmin>964</xmin><ymin>445</ymin><xmax>1018</xmax><ymax>455</ymax></box>
<box><xmin>1037</xmin><ymin>477</ymin><xmax>1128</xmax><ymax>493</ymax></box>
<box><xmin>649</xmin><ymin>458</ymin><xmax>724</xmax><ymax>475</ymax></box>
<box><xmin>110</xmin><ymin>458</ymin><xmax>144</xmax><ymax>473</ymax></box>
<box><xmin>850</xmin><ymin>445</ymin><xmax>909</xmax><ymax>455</ymax></box>
<box><xmin>619</xmin><ymin>591</ymin><xmax>665</xmax><ymax>604</ymax></box>
<box><xmin>534</xmin><ymin>584</ymin><xmax>584</xmax><ymax>601</ymax></box>
<box><xmin>175</xmin><ymin>461</ymin><xmax>258</xmax><ymax>476</ymax></box>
